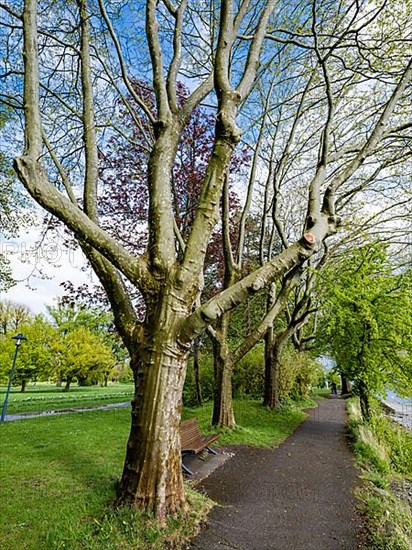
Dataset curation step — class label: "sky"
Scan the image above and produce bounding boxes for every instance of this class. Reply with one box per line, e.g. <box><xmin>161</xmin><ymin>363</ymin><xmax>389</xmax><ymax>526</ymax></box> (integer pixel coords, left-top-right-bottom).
<box><xmin>1</xmin><ymin>224</ymin><xmax>94</xmax><ymax>314</ymax></box>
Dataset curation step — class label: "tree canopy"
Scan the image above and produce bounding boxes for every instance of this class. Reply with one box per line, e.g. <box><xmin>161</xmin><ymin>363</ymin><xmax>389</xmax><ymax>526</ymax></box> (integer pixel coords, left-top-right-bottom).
<box><xmin>0</xmin><ymin>300</ymin><xmax>119</xmax><ymax>390</ymax></box>
<box><xmin>319</xmin><ymin>243</ymin><xmax>412</xmax><ymax>418</ymax></box>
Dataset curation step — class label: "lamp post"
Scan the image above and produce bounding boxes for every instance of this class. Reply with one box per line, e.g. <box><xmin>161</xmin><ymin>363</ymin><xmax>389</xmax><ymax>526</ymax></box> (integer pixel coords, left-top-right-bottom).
<box><xmin>1</xmin><ymin>333</ymin><xmax>27</xmax><ymax>422</ymax></box>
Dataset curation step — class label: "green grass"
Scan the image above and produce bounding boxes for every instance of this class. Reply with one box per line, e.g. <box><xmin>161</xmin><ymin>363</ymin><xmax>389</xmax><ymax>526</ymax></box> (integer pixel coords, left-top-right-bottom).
<box><xmin>346</xmin><ymin>398</ymin><xmax>412</xmax><ymax>550</ymax></box>
<box><xmin>183</xmin><ymin>398</ymin><xmax>314</xmax><ymax>447</ymax></box>
<box><xmin>311</xmin><ymin>387</ymin><xmax>332</xmax><ymax>399</ymax></box>
<box><xmin>0</xmin><ymin>397</ymin><xmax>313</xmax><ymax>549</ymax></box>
<box><xmin>0</xmin><ymin>407</ymin><xmax>211</xmax><ymax>549</ymax></box>
<box><xmin>0</xmin><ymin>382</ymin><xmax>134</xmax><ymax>414</ymax></box>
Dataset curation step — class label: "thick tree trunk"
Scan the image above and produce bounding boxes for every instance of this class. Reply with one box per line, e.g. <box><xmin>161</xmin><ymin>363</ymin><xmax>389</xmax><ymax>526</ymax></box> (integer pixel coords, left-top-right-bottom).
<box><xmin>212</xmin><ymin>352</ymin><xmax>235</xmax><ymax>428</ymax></box>
<box><xmin>117</xmin><ymin>290</ymin><xmax>190</xmax><ymax>520</ymax></box>
<box><xmin>263</xmin><ymin>329</ymin><xmax>281</xmax><ymax>409</ymax></box>
<box><xmin>64</xmin><ymin>378</ymin><xmax>72</xmax><ymax>392</ymax></box>
<box><xmin>358</xmin><ymin>380</ymin><xmax>370</xmax><ymax>421</ymax></box>
<box><xmin>193</xmin><ymin>338</ymin><xmax>202</xmax><ymax>406</ymax></box>
<box><xmin>211</xmin><ymin>314</ymin><xmax>235</xmax><ymax>428</ymax></box>
<box><xmin>20</xmin><ymin>379</ymin><xmax>27</xmax><ymax>393</ymax></box>
<box><xmin>340</xmin><ymin>373</ymin><xmax>351</xmax><ymax>395</ymax></box>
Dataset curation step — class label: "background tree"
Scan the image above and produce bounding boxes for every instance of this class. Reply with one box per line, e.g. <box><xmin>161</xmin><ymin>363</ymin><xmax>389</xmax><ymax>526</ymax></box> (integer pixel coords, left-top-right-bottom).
<box><xmin>0</xmin><ymin>300</ymin><xmax>32</xmax><ymax>334</ymax></box>
<box><xmin>0</xmin><ymin>313</ymin><xmax>55</xmax><ymax>390</ymax></box>
<box><xmin>318</xmin><ymin>243</ymin><xmax>412</xmax><ymax>419</ymax></box>
<box><xmin>47</xmin><ymin>301</ymin><xmax>121</xmax><ymax>388</ymax></box>
<box><xmin>50</xmin><ymin>326</ymin><xmax>115</xmax><ymax>391</ymax></box>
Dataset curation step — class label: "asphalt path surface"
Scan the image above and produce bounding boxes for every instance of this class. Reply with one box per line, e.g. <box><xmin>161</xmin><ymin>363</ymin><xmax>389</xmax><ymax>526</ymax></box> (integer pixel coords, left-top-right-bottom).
<box><xmin>190</xmin><ymin>398</ymin><xmax>362</xmax><ymax>550</ymax></box>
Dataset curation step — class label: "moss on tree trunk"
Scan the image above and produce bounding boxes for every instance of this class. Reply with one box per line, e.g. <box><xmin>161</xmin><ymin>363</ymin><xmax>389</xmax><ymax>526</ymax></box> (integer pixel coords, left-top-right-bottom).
<box><xmin>263</xmin><ymin>330</ymin><xmax>281</xmax><ymax>409</ymax></box>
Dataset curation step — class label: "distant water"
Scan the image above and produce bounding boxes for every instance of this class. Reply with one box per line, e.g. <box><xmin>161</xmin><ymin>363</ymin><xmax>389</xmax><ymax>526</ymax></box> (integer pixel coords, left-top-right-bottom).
<box><xmin>383</xmin><ymin>391</ymin><xmax>412</xmax><ymax>430</ymax></box>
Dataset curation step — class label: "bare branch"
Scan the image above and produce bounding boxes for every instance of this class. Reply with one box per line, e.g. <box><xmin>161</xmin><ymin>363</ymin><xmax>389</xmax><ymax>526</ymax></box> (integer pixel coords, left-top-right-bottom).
<box><xmin>41</xmin><ymin>128</ymin><xmax>77</xmax><ymax>205</ymax></box>
<box><xmin>0</xmin><ymin>2</ymin><xmax>21</xmax><ymax>19</ymax></box>
<box><xmin>179</xmin><ymin>234</ymin><xmax>316</xmax><ymax>343</ymax></box>
<box><xmin>167</xmin><ymin>0</ymin><xmax>188</xmax><ymax>112</ymax></box>
<box><xmin>232</xmin><ymin>270</ymin><xmax>301</xmax><ymax>364</ymax></box>
<box><xmin>77</xmin><ymin>0</ymin><xmax>99</xmax><ymax>221</ymax></box>
<box><xmin>237</xmin><ymin>0</ymin><xmax>276</xmax><ymax>99</ymax></box>
<box><xmin>146</xmin><ymin>0</ymin><xmax>170</xmax><ymax>120</ymax></box>
<box><xmin>98</xmin><ymin>0</ymin><xmax>156</xmax><ymax>125</ymax></box>
<box><xmin>323</xmin><ymin>56</ymin><xmax>412</xmax><ymax>210</ymax></box>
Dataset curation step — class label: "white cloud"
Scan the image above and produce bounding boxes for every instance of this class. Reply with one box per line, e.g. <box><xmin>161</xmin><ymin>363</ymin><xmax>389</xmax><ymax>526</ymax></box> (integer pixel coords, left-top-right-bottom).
<box><xmin>1</xmin><ymin>226</ymin><xmax>95</xmax><ymax>314</ymax></box>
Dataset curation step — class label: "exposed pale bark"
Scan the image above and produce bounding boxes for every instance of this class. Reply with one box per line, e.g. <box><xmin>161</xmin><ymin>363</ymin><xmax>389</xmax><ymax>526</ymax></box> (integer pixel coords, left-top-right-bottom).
<box><xmin>117</xmin><ymin>286</ymin><xmax>190</xmax><ymax>518</ymax></box>
<box><xmin>211</xmin><ymin>314</ymin><xmax>235</xmax><ymax>428</ymax></box>
<box><xmin>14</xmin><ymin>0</ymin><xmax>412</xmax><ymax>521</ymax></box>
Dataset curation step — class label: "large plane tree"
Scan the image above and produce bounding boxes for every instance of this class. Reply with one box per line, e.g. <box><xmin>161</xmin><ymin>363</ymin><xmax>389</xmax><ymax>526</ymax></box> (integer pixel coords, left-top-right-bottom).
<box><xmin>1</xmin><ymin>0</ymin><xmax>411</xmax><ymax>519</ymax></box>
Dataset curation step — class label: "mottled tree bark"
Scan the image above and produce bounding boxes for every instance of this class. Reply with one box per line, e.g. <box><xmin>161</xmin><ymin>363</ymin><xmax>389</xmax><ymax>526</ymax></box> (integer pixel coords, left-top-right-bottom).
<box><xmin>263</xmin><ymin>330</ymin><xmax>282</xmax><ymax>409</ymax></box>
<box><xmin>117</xmin><ymin>288</ymin><xmax>190</xmax><ymax>518</ymax></box>
<box><xmin>212</xmin><ymin>314</ymin><xmax>235</xmax><ymax>428</ymax></box>
<box><xmin>193</xmin><ymin>337</ymin><xmax>202</xmax><ymax>406</ymax></box>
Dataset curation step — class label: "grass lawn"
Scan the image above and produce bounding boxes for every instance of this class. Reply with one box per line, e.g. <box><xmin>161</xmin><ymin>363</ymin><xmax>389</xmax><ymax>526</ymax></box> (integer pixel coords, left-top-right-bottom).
<box><xmin>0</xmin><ymin>382</ymin><xmax>134</xmax><ymax>414</ymax></box>
<box><xmin>0</xmin><ymin>397</ymin><xmax>314</xmax><ymax>549</ymax></box>
<box><xmin>184</xmin><ymin>398</ymin><xmax>313</xmax><ymax>447</ymax></box>
<box><xmin>311</xmin><ymin>387</ymin><xmax>332</xmax><ymax>399</ymax></box>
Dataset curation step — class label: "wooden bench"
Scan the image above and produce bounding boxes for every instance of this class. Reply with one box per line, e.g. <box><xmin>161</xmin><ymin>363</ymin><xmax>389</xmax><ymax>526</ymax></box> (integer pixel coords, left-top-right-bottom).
<box><xmin>180</xmin><ymin>418</ymin><xmax>219</xmax><ymax>475</ymax></box>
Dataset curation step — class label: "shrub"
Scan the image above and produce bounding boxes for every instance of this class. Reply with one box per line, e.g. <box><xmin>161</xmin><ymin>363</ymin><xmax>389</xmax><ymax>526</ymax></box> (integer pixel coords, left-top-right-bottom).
<box><xmin>369</xmin><ymin>414</ymin><xmax>412</xmax><ymax>476</ymax></box>
<box><xmin>279</xmin><ymin>345</ymin><xmax>323</xmax><ymax>400</ymax></box>
<box><xmin>183</xmin><ymin>343</ymin><xmax>324</xmax><ymax>406</ymax></box>
<box><xmin>183</xmin><ymin>353</ymin><xmax>214</xmax><ymax>407</ymax></box>
<box><xmin>347</xmin><ymin>397</ymin><xmax>412</xmax><ymax>550</ymax></box>
<box><xmin>233</xmin><ymin>345</ymin><xmax>265</xmax><ymax>399</ymax></box>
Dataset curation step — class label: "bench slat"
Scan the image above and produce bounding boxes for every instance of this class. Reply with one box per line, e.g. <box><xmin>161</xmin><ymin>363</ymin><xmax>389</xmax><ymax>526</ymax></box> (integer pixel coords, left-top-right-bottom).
<box><xmin>180</xmin><ymin>418</ymin><xmax>219</xmax><ymax>454</ymax></box>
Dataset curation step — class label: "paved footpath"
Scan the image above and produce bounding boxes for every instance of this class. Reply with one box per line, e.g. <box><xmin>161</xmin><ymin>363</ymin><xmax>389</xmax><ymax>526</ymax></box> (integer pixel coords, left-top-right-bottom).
<box><xmin>190</xmin><ymin>398</ymin><xmax>362</xmax><ymax>550</ymax></box>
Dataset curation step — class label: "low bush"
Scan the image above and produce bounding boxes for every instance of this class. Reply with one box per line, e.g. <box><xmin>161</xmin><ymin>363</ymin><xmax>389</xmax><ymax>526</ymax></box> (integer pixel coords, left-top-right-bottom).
<box><xmin>183</xmin><ymin>344</ymin><xmax>323</xmax><ymax>406</ymax></box>
<box><xmin>183</xmin><ymin>353</ymin><xmax>214</xmax><ymax>407</ymax></box>
<box><xmin>279</xmin><ymin>345</ymin><xmax>323</xmax><ymax>400</ymax></box>
<box><xmin>233</xmin><ymin>345</ymin><xmax>265</xmax><ymax>400</ymax></box>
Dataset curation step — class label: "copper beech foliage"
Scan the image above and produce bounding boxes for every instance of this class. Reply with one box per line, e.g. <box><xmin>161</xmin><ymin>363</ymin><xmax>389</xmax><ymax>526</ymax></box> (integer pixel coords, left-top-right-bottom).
<box><xmin>62</xmin><ymin>80</ymin><xmax>246</xmax><ymax>309</ymax></box>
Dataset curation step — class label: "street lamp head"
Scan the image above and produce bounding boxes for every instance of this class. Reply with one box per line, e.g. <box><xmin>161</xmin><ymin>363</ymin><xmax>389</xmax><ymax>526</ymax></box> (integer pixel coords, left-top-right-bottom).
<box><xmin>12</xmin><ymin>333</ymin><xmax>28</xmax><ymax>347</ymax></box>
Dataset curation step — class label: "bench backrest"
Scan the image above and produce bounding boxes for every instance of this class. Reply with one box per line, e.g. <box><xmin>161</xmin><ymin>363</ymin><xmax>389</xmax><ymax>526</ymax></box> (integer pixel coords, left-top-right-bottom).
<box><xmin>181</xmin><ymin>418</ymin><xmax>202</xmax><ymax>450</ymax></box>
